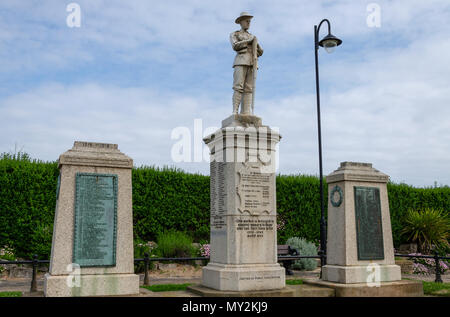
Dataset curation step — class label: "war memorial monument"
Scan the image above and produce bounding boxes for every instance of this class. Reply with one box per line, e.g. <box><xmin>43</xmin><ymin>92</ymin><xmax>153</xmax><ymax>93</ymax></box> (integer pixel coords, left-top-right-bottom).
<box><xmin>187</xmin><ymin>12</ymin><xmax>292</xmax><ymax>296</ymax></box>
<box><xmin>42</xmin><ymin>12</ymin><xmax>423</xmax><ymax>297</ymax></box>
<box><xmin>303</xmin><ymin>162</ymin><xmax>423</xmax><ymax>296</ymax></box>
<box><xmin>44</xmin><ymin>142</ymin><xmax>139</xmax><ymax>297</ymax></box>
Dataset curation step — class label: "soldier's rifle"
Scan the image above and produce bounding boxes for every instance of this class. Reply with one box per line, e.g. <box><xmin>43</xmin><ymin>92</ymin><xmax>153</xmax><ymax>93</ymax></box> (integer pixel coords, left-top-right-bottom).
<box><xmin>251</xmin><ymin>37</ymin><xmax>258</xmax><ymax>115</ymax></box>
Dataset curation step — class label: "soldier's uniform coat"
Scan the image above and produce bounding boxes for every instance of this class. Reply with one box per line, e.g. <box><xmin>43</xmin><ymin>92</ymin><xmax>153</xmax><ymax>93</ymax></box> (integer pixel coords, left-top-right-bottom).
<box><xmin>230</xmin><ymin>29</ymin><xmax>263</xmax><ymax>93</ymax></box>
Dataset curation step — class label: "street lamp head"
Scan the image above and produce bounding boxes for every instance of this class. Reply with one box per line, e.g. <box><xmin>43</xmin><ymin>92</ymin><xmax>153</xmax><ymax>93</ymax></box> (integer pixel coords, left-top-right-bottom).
<box><xmin>319</xmin><ymin>33</ymin><xmax>342</xmax><ymax>53</ymax></box>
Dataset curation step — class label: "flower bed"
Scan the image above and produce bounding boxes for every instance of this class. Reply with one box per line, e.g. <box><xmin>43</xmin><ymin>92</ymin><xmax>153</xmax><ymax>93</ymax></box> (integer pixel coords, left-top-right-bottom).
<box><xmin>408</xmin><ymin>253</ymin><xmax>450</xmax><ymax>275</ymax></box>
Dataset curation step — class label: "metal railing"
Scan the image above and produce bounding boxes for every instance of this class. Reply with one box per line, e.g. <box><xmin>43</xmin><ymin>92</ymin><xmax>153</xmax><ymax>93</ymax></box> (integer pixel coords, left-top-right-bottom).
<box><xmin>133</xmin><ymin>253</ymin><xmax>325</xmax><ymax>286</ymax></box>
<box><xmin>1</xmin><ymin>251</ymin><xmax>447</xmax><ymax>292</ymax></box>
<box><xmin>0</xmin><ymin>255</ymin><xmax>49</xmax><ymax>292</ymax></box>
<box><xmin>394</xmin><ymin>252</ymin><xmax>450</xmax><ymax>283</ymax></box>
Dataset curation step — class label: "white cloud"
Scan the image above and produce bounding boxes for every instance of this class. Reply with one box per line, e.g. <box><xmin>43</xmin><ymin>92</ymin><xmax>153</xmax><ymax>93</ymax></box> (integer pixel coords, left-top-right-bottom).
<box><xmin>2</xmin><ymin>0</ymin><xmax>448</xmax><ymax>71</ymax></box>
<box><xmin>0</xmin><ymin>82</ymin><xmax>224</xmax><ymax>167</ymax></box>
<box><xmin>0</xmin><ymin>1</ymin><xmax>450</xmax><ymax>187</ymax></box>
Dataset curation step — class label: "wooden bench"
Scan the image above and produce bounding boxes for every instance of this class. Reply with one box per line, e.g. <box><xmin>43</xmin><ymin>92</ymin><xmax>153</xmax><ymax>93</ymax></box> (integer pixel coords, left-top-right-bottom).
<box><xmin>277</xmin><ymin>245</ymin><xmax>299</xmax><ymax>275</ymax></box>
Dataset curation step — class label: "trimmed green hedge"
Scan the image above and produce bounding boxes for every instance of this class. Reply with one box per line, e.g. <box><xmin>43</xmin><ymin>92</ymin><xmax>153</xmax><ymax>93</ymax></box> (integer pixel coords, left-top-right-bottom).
<box><xmin>132</xmin><ymin>166</ymin><xmax>210</xmax><ymax>244</ymax></box>
<box><xmin>0</xmin><ymin>154</ymin><xmax>449</xmax><ymax>259</ymax></box>
<box><xmin>387</xmin><ymin>183</ymin><xmax>450</xmax><ymax>246</ymax></box>
<box><xmin>0</xmin><ymin>153</ymin><xmax>58</xmax><ymax>260</ymax></box>
<box><xmin>276</xmin><ymin>175</ymin><xmax>325</xmax><ymax>244</ymax></box>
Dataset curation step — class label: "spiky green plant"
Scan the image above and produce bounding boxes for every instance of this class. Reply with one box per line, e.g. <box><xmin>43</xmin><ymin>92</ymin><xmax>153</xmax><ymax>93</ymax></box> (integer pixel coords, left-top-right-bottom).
<box><xmin>401</xmin><ymin>208</ymin><xmax>450</xmax><ymax>254</ymax></box>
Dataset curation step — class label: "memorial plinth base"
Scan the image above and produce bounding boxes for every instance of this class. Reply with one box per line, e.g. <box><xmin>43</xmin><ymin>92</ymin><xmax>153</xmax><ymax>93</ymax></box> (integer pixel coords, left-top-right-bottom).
<box><xmin>221</xmin><ymin>114</ymin><xmax>262</xmax><ymax>127</ymax></box>
<box><xmin>44</xmin><ymin>142</ymin><xmax>139</xmax><ymax>297</ymax></box>
<box><xmin>188</xmin><ymin>283</ymin><xmax>295</xmax><ymax>297</ymax></box>
<box><xmin>322</xmin><ymin>264</ymin><xmax>401</xmax><ymax>284</ymax></box>
<box><xmin>303</xmin><ymin>278</ymin><xmax>423</xmax><ymax>297</ymax></box>
<box><xmin>43</xmin><ymin>273</ymin><xmax>139</xmax><ymax>297</ymax></box>
<box><xmin>202</xmin><ymin>263</ymin><xmax>285</xmax><ymax>291</ymax></box>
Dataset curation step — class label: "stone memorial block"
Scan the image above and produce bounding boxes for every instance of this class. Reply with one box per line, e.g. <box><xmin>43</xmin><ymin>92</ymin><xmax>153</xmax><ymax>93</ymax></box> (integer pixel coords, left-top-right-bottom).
<box><xmin>44</xmin><ymin>141</ymin><xmax>139</xmax><ymax>297</ymax></box>
<box><xmin>322</xmin><ymin>162</ymin><xmax>401</xmax><ymax>284</ymax></box>
<box><xmin>201</xmin><ymin>116</ymin><xmax>285</xmax><ymax>291</ymax></box>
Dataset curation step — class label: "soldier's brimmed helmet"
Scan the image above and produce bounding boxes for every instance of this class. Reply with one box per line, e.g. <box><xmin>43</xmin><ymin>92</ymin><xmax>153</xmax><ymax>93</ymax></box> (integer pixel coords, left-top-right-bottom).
<box><xmin>235</xmin><ymin>12</ymin><xmax>253</xmax><ymax>24</ymax></box>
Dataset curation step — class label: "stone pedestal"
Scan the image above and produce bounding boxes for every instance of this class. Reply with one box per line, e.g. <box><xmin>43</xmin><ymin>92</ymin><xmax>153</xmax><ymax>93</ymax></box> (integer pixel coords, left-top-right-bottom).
<box><xmin>44</xmin><ymin>141</ymin><xmax>139</xmax><ymax>297</ymax></box>
<box><xmin>322</xmin><ymin>162</ymin><xmax>401</xmax><ymax>284</ymax></box>
<box><xmin>201</xmin><ymin>115</ymin><xmax>285</xmax><ymax>291</ymax></box>
<box><xmin>303</xmin><ymin>279</ymin><xmax>423</xmax><ymax>297</ymax></box>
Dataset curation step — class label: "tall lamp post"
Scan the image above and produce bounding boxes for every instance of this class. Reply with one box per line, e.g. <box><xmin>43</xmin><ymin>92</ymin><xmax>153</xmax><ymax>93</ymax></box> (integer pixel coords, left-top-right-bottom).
<box><xmin>314</xmin><ymin>19</ymin><xmax>342</xmax><ymax>276</ymax></box>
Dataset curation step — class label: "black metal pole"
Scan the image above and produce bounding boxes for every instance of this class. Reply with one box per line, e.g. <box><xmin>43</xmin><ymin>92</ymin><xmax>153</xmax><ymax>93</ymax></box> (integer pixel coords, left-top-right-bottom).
<box><xmin>434</xmin><ymin>251</ymin><xmax>443</xmax><ymax>283</ymax></box>
<box><xmin>144</xmin><ymin>252</ymin><xmax>150</xmax><ymax>286</ymax></box>
<box><xmin>30</xmin><ymin>254</ymin><xmax>38</xmax><ymax>292</ymax></box>
<box><xmin>314</xmin><ymin>24</ymin><xmax>327</xmax><ymax>276</ymax></box>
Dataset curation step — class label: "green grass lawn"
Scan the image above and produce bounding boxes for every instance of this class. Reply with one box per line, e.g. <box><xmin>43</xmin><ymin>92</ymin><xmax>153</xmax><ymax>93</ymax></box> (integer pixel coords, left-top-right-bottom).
<box><xmin>141</xmin><ymin>283</ymin><xmax>191</xmax><ymax>292</ymax></box>
<box><xmin>422</xmin><ymin>281</ymin><xmax>450</xmax><ymax>297</ymax></box>
<box><xmin>286</xmin><ymin>279</ymin><xmax>303</xmax><ymax>285</ymax></box>
<box><xmin>0</xmin><ymin>291</ymin><xmax>22</xmax><ymax>297</ymax></box>
<box><xmin>404</xmin><ymin>278</ymin><xmax>450</xmax><ymax>297</ymax></box>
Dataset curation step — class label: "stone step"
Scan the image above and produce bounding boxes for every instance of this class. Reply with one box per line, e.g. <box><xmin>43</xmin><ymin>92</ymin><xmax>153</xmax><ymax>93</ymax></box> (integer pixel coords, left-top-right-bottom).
<box><xmin>303</xmin><ymin>278</ymin><xmax>424</xmax><ymax>297</ymax></box>
<box><xmin>187</xmin><ymin>284</ymin><xmax>297</xmax><ymax>297</ymax></box>
<box><xmin>186</xmin><ymin>284</ymin><xmax>335</xmax><ymax>297</ymax></box>
<box><xmin>290</xmin><ymin>284</ymin><xmax>335</xmax><ymax>297</ymax></box>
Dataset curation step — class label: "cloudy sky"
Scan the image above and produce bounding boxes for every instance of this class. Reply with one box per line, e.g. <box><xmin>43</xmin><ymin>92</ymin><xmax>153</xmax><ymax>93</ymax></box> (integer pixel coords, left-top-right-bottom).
<box><xmin>0</xmin><ymin>0</ymin><xmax>449</xmax><ymax>187</ymax></box>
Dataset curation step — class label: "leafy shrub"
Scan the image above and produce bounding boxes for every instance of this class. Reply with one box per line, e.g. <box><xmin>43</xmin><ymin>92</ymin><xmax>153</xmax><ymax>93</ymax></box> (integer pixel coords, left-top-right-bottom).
<box><xmin>0</xmin><ymin>247</ymin><xmax>16</xmax><ymax>274</ymax></box>
<box><xmin>155</xmin><ymin>231</ymin><xmax>197</xmax><ymax>258</ymax></box>
<box><xmin>401</xmin><ymin>208</ymin><xmax>450</xmax><ymax>254</ymax></box>
<box><xmin>435</xmin><ymin>244</ymin><xmax>450</xmax><ymax>257</ymax></box>
<box><xmin>133</xmin><ymin>240</ymin><xmax>156</xmax><ymax>272</ymax></box>
<box><xmin>0</xmin><ymin>247</ymin><xmax>15</xmax><ymax>261</ymax></box>
<box><xmin>286</xmin><ymin>237</ymin><xmax>318</xmax><ymax>271</ymax></box>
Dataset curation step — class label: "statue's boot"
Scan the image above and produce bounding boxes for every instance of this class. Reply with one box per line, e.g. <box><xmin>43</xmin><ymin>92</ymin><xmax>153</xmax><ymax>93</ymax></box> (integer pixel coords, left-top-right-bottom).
<box><xmin>232</xmin><ymin>91</ymin><xmax>242</xmax><ymax>114</ymax></box>
<box><xmin>240</xmin><ymin>93</ymin><xmax>253</xmax><ymax>115</ymax></box>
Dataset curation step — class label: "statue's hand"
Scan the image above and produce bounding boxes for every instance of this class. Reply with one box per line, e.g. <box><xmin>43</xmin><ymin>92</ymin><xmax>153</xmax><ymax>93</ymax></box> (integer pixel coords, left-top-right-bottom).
<box><xmin>247</xmin><ymin>35</ymin><xmax>255</xmax><ymax>43</ymax></box>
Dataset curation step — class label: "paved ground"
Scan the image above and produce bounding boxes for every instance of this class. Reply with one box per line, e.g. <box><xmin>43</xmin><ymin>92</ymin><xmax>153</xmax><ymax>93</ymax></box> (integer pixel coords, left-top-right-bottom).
<box><xmin>401</xmin><ymin>273</ymin><xmax>450</xmax><ymax>283</ymax></box>
<box><xmin>1</xmin><ymin>267</ymin><xmax>448</xmax><ymax>297</ymax></box>
<box><xmin>0</xmin><ymin>268</ymin><xmax>320</xmax><ymax>296</ymax></box>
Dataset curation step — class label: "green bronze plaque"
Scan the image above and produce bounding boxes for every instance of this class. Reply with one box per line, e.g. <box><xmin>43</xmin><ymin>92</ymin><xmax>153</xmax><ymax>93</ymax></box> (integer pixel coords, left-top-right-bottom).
<box><xmin>73</xmin><ymin>173</ymin><xmax>117</xmax><ymax>267</ymax></box>
<box><xmin>354</xmin><ymin>186</ymin><xmax>384</xmax><ymax>260</ymax></box>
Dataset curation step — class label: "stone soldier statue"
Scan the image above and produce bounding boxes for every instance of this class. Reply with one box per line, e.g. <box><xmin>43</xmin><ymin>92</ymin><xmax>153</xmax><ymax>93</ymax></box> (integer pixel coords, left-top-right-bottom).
<box><xmin>230</xmin><ymin>12</ymin><xmax>263</xmax><ymax>115</ymax></box>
